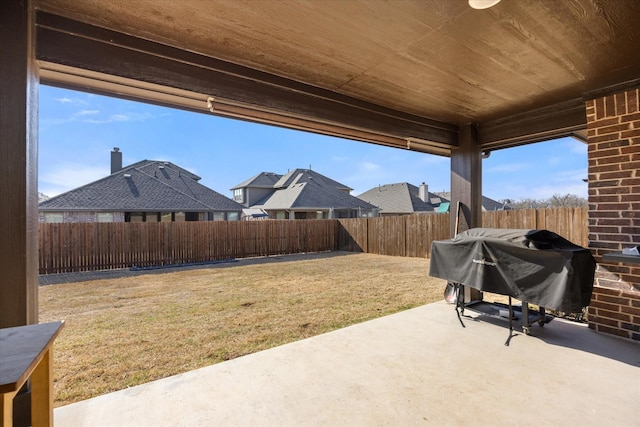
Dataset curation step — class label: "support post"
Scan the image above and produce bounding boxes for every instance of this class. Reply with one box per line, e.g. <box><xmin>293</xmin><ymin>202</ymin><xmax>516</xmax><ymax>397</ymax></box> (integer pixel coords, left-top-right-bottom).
<box><xmin>451</xmin><ymin>124</ymin><xmax>483</xmax><ymax>301</ymax></box>
<box><xmin>0</xmin><ymin>0</ymin><xmax>39</xmax><ymax>328</ymax></box>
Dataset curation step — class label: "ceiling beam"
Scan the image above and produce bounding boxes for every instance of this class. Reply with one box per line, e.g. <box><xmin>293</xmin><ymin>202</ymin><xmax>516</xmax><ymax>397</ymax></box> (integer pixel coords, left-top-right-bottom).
<box><xmin>477</xmin><ymin>99</ymin><xmax>587</xmax><ymax>150</ymax></box>
<box><xmin>36</xmin><ymin>12</ymin><xmax>458</xmax><ymax>155</ymax></box>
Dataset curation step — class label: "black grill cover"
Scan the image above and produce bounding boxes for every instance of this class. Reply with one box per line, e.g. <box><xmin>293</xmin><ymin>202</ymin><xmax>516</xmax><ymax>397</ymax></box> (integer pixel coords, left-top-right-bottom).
<box><xmin>429</xmin><ymin>228</ymin><xmax>596</xmax><ymax>312</ymax></box>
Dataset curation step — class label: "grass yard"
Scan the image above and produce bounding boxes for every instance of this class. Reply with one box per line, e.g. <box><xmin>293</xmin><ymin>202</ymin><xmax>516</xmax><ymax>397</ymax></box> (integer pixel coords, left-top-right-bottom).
<box><xmin>39</xmin><ymin>252</ymin><xmax>446</xmax><ymax>407</ymax></box>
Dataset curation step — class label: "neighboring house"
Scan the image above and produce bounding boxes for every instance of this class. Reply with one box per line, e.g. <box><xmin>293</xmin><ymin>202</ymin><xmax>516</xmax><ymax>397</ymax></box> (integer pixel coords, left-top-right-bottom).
<box><xmin>357</xmin><ymin>182</ymin><xmax>509</xmax><ymax>216</ymax></box>
<box><xmin>39</xmin><ymin>148</ymin><xmax>243</xmax><ymax>223</ymax></box>
<box><xmin>356</xmin><ymin>182</ymin><xmax>439</xmax><ymax>216</ymax></box>
<box><xmin>231</xmin><ymin>168</ymin><xmax>378</xmax><ymax>219</ymax></box>
<box><xmin>434</xmin><ymin>191</ymin><xmax>510</xmax><ymax>212</ymax></box>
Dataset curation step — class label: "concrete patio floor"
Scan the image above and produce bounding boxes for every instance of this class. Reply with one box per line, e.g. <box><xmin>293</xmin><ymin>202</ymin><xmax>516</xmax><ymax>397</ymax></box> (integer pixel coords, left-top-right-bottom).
<box><xmin>54</xmin><ymin>301</ymin><xmax>639</xmax><ymax>427</ymax></box>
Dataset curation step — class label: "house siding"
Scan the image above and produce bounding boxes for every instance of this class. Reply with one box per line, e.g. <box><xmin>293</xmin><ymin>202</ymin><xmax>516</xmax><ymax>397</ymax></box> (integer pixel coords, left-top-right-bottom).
<box><xmin>39</xmin><ymin>211</ymin><xmax>126</xmax><ymax>223</ymax></box>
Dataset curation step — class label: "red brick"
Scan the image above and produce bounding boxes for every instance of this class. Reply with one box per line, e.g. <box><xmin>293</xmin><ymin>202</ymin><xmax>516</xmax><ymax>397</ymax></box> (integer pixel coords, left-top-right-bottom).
<box><xmin>597</xmin><ymin>155</ymin><xmax>632</xmax><ymax>165</ymax></box>
<box><xmin>598</xmin><ymin>139</ymin><xmax>630</xmax><ymax>149</ymax></box>
<box><xmin>595</xmin><ymin>97</ymin><xmax>605</xmax><ymax>120</ymax></box>
<box><xmin>621</xmin><ymin>194</ymin><xmax>640</xmax><ymax>202</ymax></box>
<box><xmin>599</xmin><ymin>172</ymin><xmax>632</xmax><ymax>181</ymax></box>
<box><xmin>615</xmin><ymin>92</ymin><xmax>628</xmax><ymax>116</ymax></box>
<box><xmin>621</xmin><ymin>305</ymin><xmax>640</xmax><ymax>317</ymax></box>
<box><xmin>593</xmin><ymin>316</ymin><xmax>621</xmax><ymax>327</ymax></box>
<box><xmin>590</xmin><ymin>225</ymin><xmax>620</xmax><ymax>234</ymax></box>
<box><xmin>627</xmin><ymin>152</ymin><xmax>640</xmax><ymax>161</ymax></box>
<box><xmin>620</xmin><ymin>226</ymin><xmax>640</xmax><ymax>234</ymax></box>
<box><xmin>590</xmin><ymin>133</ymin><xmax>622</xmax><ymax>143</ymax></box>
<box><xmin>621</xmin><ymin>112</ymin><xmax>640</xmax><ymax>123</ymax></box>
<box><xmin>605</xmin><ymin>95</ymin><xmax>616</xmax><ymax>118</ymax></box>
<box><xmin>593</xmin><ymin>286</ymin><xmax>623</xmax><ymax>296</ymax></box>
<box><xmin>598</xmin><ymin>294</ymin><xmax>631</xmax><ymax>305</ymax></box>
<box><xmin>589</xmin><ymin>300</ymin><xmax>621</xmax><ymax>311</ymax></box>
<box><xmin>589</xmin><ymin>117</ymin><xmax>620</xmax><ymax>129</ymax></box>
<box><xmin>593</xmin><ymin>323</ymin><xmax>631</xmax><ymax>338</ymax></box>
<box><xmin>621</xmin><ymin>129</ymin><xmax>640</xmax><ymax>138</ymax></box>
<box><xmin>621</xmin><ymin>211</ymin><xmax>640</xmax><ymax>218</ymax></box>
<box><xmin>595</xmin><ymin>187</ymin><xmax>629</xmax><ymax>195</ymax></box>
<box><xmin>594</xmin><ymin>308</ymin><xmax>630</xmax><ymax>322</ymax></box>
<box><xmin>590</xmin><ymin>164</ymin><xmax>620</xmax><ymax>173</ymax></box>
<box><xmin>605</xmin><ymin>265</ymin><xmax>632</xmax><ymax>275</ymax></box>
<box><xmin>593</xmin><ymin>151</ymin><xmax>624</xmax><ymax>161</ymax></box>
<box><xmin>590</xmin><ymin>195</ymin><xmax>621</xmax><ymax>204</ymax></box>
<box><xmin>629</xmin><ymin>90</ymin><xmax>639</xmax><ymax>113</ymax></box>
<box><xmin>595</xmin><ymin>204</ymin><xmax>632</xmax><ymax>212</ymax></box>
<box><xmin>589</xmin><ymin>180</ymin><xmax>621</xmax><ymax>189</ymax></box>
<box><xmin>621</xmin><ymin>160</ymin><xmax>640</xmax><ymax>171</ymax></box>
<box><xmin>621</xmin><ymin>274</ymin><xmax>640</xmax><ymax>284</ymax></box>
<box><xmin>620</xmin><ymin>322</ymin><xmax>640</xmax><ymax>333</ymax></box>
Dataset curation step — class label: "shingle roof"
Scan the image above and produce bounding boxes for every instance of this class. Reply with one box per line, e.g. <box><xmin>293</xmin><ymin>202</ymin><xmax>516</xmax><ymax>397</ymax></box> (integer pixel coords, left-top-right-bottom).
<box><xmin>244</xmin><ymin>169</ymin><xmax>374</xmax><ymax>210</ymax></box>
<box><xmin>273</xmin><ymin>169</ymin><xmax>352</xmax><ymax>191</ymax></box>
<box><xmin>230</xmin><ymin>172</ymin><xmax>282</xmax><ymax>190</ymax></box>
<box><xmin>357</xmin><ymin>183</ymin><xmax>436</xmax><ymax>214</ymax></box>
<box><xmin>39</xmin><ymin>160</ymin><xmax>242</xmax><ymax>212</ymax></box>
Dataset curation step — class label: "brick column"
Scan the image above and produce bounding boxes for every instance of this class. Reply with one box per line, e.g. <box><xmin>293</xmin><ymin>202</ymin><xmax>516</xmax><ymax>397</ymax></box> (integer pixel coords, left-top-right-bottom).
<box><xmin>585</xmin><ymin>87</ymin><xmax>640</xmax><ymax>341</ymax></box>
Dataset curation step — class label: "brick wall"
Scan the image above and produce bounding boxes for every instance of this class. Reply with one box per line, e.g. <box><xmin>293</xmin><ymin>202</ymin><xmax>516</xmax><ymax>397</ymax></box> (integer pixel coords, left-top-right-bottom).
<box><xmin>586</xmin><ymin>87</ymin><xmax>640</xmax><ymax>340</ymax></box>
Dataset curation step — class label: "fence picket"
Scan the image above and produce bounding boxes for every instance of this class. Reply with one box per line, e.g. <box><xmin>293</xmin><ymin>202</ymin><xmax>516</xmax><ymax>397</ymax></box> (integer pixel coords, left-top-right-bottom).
<box><xmin>38</xmin><ymin>207</ymin><xmax>588</xmax><ymax>274</ymax></box>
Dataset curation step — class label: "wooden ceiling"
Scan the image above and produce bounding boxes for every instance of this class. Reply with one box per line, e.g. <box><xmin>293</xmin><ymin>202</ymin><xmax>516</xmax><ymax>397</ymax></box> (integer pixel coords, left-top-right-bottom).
<box><xmin>33</xmin><ymin>0</ymin><xmax>640</xmax><ymax>154</ymax></box>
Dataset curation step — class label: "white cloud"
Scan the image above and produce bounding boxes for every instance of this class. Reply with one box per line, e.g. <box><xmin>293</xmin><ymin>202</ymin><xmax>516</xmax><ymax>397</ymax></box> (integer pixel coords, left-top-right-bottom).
<box><xmin>82</xmin><ymin>112</ymin><xmax>152</xmax><ymax>124</ymax></box>
<box><xmin>76</xmin><ymin>110</ymin><xmax>100</xmax><ymax>116</ymax></box>
<box><xmin>54</xmin><ymin>97</ymin><xmax>88</xmax><ymax>106</ymax></box>
<box><xmin>39</xmin><ymin>164</ymin><xmax>110</xmax><ymax>197</ymax></box>
<box><xmin>486</xmin><ymin>162</ymin><xmax>529</xmax><ymax>173</ymax></box>
<box><xmin>360</xmin><ymin>161</ymin><xmax>381</xmax><ymax>172</ymax></box>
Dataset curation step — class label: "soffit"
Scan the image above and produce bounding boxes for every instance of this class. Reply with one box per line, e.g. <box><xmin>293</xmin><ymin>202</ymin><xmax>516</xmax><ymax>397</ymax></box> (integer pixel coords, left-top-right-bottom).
<box><xmin>33</xmin><ymin>0</ymin><xmax>640</xmax><ymax>150</ymax></box>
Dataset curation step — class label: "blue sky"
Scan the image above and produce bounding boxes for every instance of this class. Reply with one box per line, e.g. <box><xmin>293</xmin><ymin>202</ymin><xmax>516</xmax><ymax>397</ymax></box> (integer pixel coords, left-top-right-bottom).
<box><xmin>38</xmin><ymin>85</ymin><xmax>588</xmax><ymax>202</ymax></box>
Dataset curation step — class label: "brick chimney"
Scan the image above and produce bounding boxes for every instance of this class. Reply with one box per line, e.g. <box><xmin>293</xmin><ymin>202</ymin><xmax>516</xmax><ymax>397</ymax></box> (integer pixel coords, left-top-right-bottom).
<box><xmin>111</xmin><ymin>147</ymin><xmax>122</xmax><ymax>174</ymax></box>
<box><xmin>418</xmin><ymin>182</ymin><xmax>428</xmax><ymax>202</ymax></box>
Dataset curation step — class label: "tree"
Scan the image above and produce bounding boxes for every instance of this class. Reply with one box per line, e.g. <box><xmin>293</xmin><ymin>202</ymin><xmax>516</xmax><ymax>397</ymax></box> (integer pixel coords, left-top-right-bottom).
<box><xmin>507</xmin><ymin>194</ymin><xmax>587</xmax><ymax>209</ymax></box>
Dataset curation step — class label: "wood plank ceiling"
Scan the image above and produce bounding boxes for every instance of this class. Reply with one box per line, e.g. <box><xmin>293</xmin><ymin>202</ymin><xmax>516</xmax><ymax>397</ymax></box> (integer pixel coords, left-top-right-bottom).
<box><xmin>33</xmin><ymin>0</ymin><xmax>640</xmax><ymax>155</ymax></box>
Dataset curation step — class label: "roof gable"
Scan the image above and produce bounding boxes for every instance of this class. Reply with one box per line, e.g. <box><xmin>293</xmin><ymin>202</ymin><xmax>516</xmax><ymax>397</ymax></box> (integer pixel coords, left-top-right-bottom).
<box><xmin>231</xmin><ymin>172</ymin><xmax>282</xmax><ymax>190</ymax></box>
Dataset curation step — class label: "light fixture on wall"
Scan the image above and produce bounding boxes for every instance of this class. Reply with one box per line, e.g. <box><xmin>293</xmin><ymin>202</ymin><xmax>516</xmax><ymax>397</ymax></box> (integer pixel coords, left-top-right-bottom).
<box><xmin>468</xmin><ymin>0</ymin><xmax>501</xmax><ymax>9</ymax></box>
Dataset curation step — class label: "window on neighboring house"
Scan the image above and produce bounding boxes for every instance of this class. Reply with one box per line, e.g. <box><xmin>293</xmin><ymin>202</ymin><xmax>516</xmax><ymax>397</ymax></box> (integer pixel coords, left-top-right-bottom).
<box><xmin>44</xmin><ymin>213</ymin><xmax>63</xmax><ymax>223</ymax></box>
<box><xmin>227</xmin><ymin>212</ymin><xmax>239</xmax><ymax>221</ymax></box>
<box><xmin>233</xmin><ymin>188</ymin><xmax>244</xmax><ymax>203</ymax></box>
<box><xmin>185</xmin><ymin>212</ymin><xmax>199</xmax><ymax>221</ymax></box>
<box><xmin>212</xmin><ymin>212</ymin><xmax>225</xmax><ymax>221</ymax></box>
<box><xmin>97</xmin><ymin>213</ymin><xmax>113</xmax><ymax>222</ymax></box>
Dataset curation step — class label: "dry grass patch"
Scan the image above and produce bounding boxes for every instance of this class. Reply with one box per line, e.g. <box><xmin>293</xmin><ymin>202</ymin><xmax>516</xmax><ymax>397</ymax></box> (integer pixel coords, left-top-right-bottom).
<box><xmin>39</xmin><ymin>252</ymin><xmax>446</xmax><ymax>406</ymax></box>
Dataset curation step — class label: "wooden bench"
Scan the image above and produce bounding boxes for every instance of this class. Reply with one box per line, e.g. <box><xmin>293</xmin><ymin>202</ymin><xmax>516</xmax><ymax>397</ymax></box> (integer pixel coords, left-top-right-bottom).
<box><xmin>0</xmin><ymin>321</ymin><xmax>64</xmax><ymax>427</ymax></box>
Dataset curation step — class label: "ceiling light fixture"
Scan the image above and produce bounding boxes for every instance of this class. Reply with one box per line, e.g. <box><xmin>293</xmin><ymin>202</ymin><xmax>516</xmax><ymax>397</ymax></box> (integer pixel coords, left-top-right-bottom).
<box><xmin>468</xmin><ymin>0</ymin><xmax>501</xmax><ymax>9</ymax></box>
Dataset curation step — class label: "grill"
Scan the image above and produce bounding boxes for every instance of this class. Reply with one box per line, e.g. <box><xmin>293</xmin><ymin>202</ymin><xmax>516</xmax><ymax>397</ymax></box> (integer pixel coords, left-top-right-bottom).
<box><xmin>429</xmin><ymin>228</ymin><xmax>596</xmax><ymax>343</ymax></box>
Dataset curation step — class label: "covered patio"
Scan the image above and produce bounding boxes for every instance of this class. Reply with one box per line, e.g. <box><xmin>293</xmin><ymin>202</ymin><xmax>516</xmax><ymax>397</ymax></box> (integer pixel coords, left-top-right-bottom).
<box><xmin>2</xmin><ymin>0</ymin><xmax>640</xmax><ymax>425</ymax></box>
<box><xmin>54</xmin><ymin>302</ymin><xmax>639</xmax><ymax>426</ymax></box>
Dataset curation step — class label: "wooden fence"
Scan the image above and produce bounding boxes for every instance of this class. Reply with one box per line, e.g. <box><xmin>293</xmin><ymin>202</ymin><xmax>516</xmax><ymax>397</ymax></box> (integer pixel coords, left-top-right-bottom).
<box><xmin>38</xmin><ymin>207</ymin><xmax>588</xmax><ymax>274</ymax></box>
<box><xmin>38</xmin><ymin>220</ymin><xmax>338</xmax><ymax>274</ymax></box>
